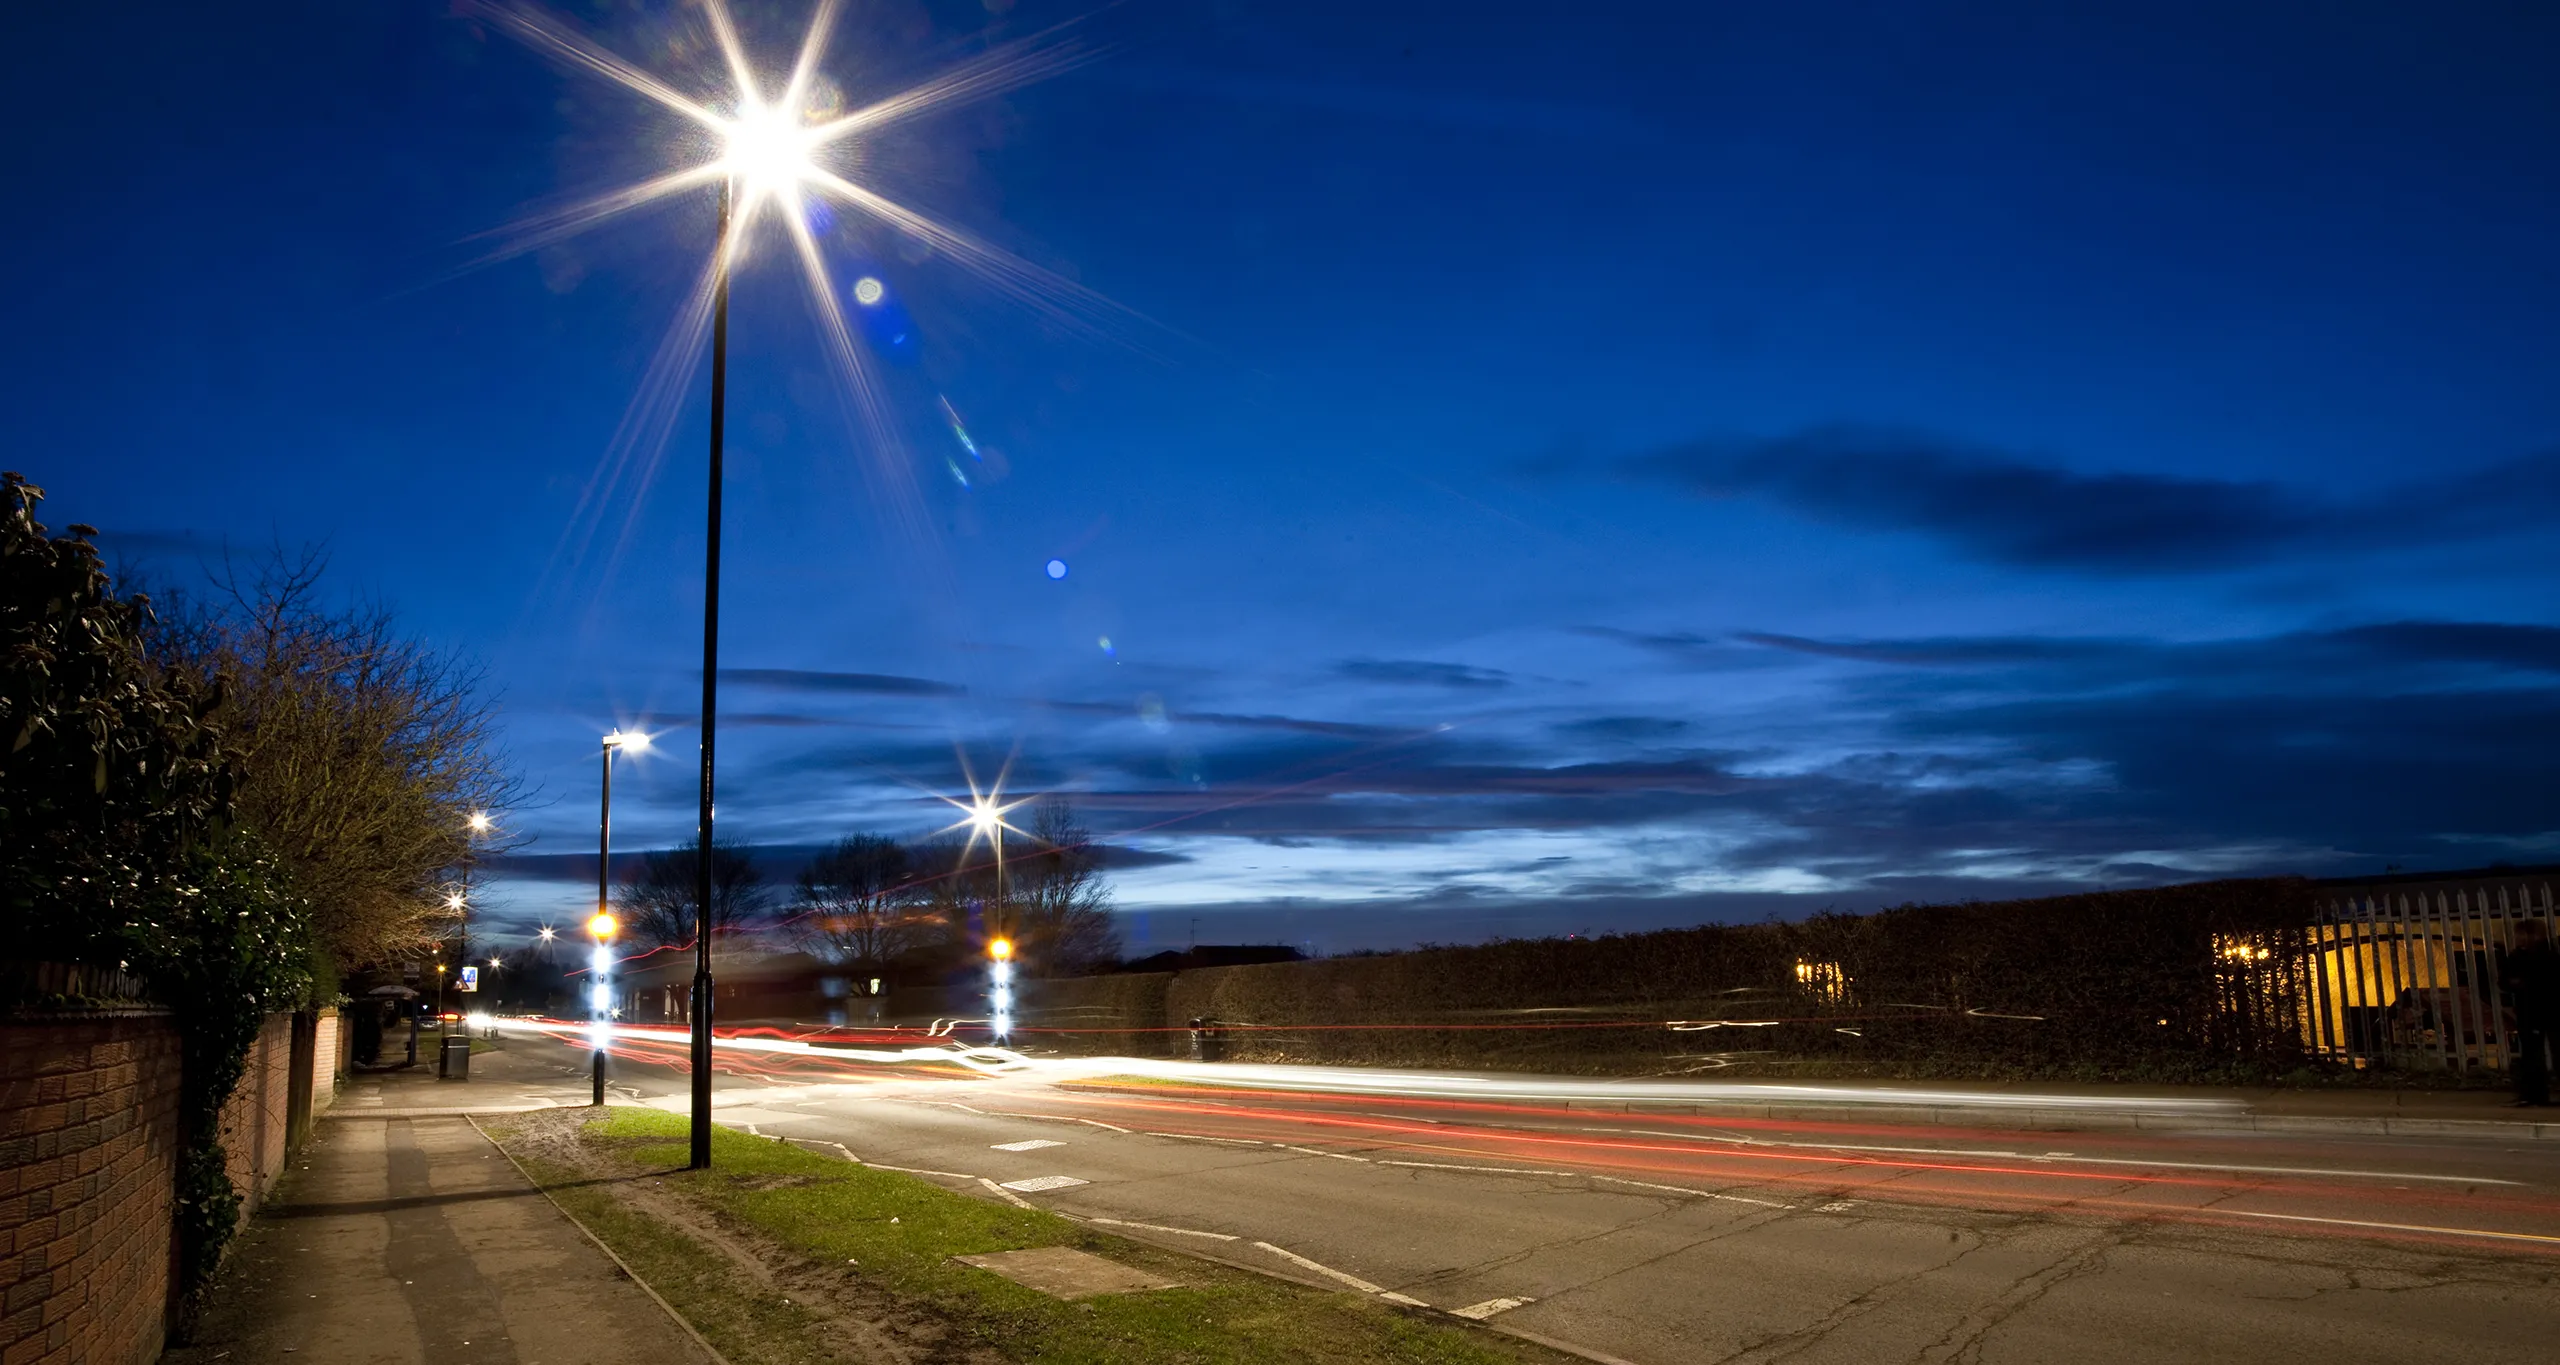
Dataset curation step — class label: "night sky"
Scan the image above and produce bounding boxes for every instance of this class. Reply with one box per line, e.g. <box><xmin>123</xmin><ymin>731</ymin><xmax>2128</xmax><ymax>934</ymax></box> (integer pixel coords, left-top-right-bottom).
<box><xmin>26</xmin><ymin>2</ymin><xmax>2560</xmax><ymax>953</ymax></box>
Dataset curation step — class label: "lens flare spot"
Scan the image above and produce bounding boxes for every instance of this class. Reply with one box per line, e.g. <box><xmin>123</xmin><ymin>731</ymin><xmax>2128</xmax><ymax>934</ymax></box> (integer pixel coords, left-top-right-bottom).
<box><xmin>852</xmin><ymin>275</ymin><xmax>885</xmax><ymax>305</ymax></box>
<box><xmin>1098</xmin><ymin>635</ymin><xmax>1115</xmax><ymax>658</ymax></box>
<box><xmin>1045</xmin><ymin>559</ymin><xmax>1067</xmax><ymax>579</ymax></box>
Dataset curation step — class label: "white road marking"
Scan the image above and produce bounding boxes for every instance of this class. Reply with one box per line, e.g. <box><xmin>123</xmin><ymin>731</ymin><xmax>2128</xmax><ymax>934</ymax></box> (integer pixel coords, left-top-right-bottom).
<box><xmin>1252</xmin><ymin>1241</ymin><xmax>1385</xmax><ymax>1294</ymax></box>
<box><xmin>983</xmin><ymin>1109</ymin><xmax>1133</xmax><ymax>1133</ymax></box>
<box><xmin>1452</xmin><ymin>1296</ymin><xmax>1534</xmax><ymax>1320</ymax></box>
<box><xmin>1817</xmin><ymin>1201</ymin><xmax>1859</xmax><ymax>1213</ymax></box>
<box><xmin>1146</xmin><ymin>1132</ymin><xmax>1265</xmax><ymax>1145</ymax></box>
<box><xmin>2204</xmin><ymin>1207</ymin><xmax>2560</xmax><ymax>1246</ymax></box>
<box><xmin>1379</xmin><ymin>1292</ymin><xmax>1431</xmax><ymax>1307</ymax></box>
<box><xmin>783</xmin><ymin>1137</ymin><xmax>863</xmax><ymax>1163</ymax></box>
<box><xmin>1085</xmin><ymin>1216</ymin><xmax>1238</xmax><ymax>1241</ymax></box>
<box><xmin>1603</xmin><ymin>1128</ymin><xmax>2517</xmax><ymax>1186</ymax></box>
<box><xmin>1379</xmin><ymin>1159</ymin><xmax>1578</xmax><ymax>1179</ymax></box>
<box><xmin>1284</xmin><ymin>1145</ymin><xmax>1370</xmax><ymax>1162</ymax></box>
<box><xmin>991</xmin><ymin>1139</ymin><xmax>1066</xmax><ymax>1152</ymax></box>
<box><xmin>865</xmin><ymin>1162</ymin><xmax>982</xmax><ymax>1180</ymax></box>
<box><xmin>1586</xmin><ymin>1174</ymin><xmax>1794</xmax><ymax>1210</ymax></box>
<box><xmin>1000</xmin><ymin>1175</ymin><xmax>1091</xmax><ymax>1193</ymax></box>
<box><xmin>979</xmin><ymin>1178</ymin><xmax>1038</xmax><ymax>1209</ymax></box>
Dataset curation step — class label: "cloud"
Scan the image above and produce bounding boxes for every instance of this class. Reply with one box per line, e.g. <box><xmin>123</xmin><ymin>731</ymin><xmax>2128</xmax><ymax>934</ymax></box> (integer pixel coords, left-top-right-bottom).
<box><xmin>1624</xmin><ymin>425</ymin><xmax>2560</xmax><ymax>573</ymax></box>
<box><xmin>720</xmin><ymin>668</ymin><xmax>966</xmax><ymax>697</ymax></box>
<box><xmin>1336</xmin><ymin>658</ymin><xmax>1512</xmax><ymax>689</ymax></box>
<box><xmin>1555</xmin><ymin>716</ymin><xmax>1691</xmax><ymax>740</ymax></box>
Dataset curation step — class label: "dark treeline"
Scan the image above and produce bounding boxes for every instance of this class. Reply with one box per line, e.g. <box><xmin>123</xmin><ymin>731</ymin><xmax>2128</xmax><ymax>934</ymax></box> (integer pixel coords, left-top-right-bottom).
<box><xmin>1</xmin><ymin>472</ymin><xmax>510</xmax><ymax>1309</ymax></box>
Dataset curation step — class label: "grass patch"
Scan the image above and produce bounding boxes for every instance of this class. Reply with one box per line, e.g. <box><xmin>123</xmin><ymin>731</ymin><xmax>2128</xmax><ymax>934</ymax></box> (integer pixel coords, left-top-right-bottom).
<box><xmin>501</xmin><ymin>1107</ymin><xmax>1565</xmax><ymax>1365</ymax></box>
<box><xmin>506</xmin><ymin>1141</ymin><xmax>848</xmax><ymax>1365</ymax></box>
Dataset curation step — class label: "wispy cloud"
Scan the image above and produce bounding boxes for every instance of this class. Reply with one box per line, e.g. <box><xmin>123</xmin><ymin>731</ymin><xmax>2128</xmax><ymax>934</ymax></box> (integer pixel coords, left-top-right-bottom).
<box><xmin>1337</xmin><ymin>658</ymin><xmax>1512</xmax><ymax>689</ymax></box>
<box><xmin>719</xmin><ymin>668</ymin><xmax>967</xmax><ymax>697</ymax></box>
<box><xmin>1623</xmin><ymin>425</ymin><xmax>2560</xmax><ymax>573</ymax></box>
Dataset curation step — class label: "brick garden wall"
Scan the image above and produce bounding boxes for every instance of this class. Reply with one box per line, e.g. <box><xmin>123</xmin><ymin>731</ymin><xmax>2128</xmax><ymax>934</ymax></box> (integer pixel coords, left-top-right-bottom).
<box><xmin>0</xmin><ymin>1013</ymin><xmax>182</xmax><ymax>1365</ymax></box>
<box><xmin>215</xmin><ymin>1016</ymin><xmax>295</xmax><ymax>1222</ymax></box>
<box><xmin>311</xmin><ymin>1008</ymin><xmax>342</xmax><ymax>1116</ymax></box>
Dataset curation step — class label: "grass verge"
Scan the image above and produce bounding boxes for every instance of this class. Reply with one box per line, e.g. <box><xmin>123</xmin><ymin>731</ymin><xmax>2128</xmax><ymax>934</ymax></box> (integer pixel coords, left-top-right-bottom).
<box><xmin>483</xmin><ymin>1107</ymin><xmax>1569</xmax><ymax>1365</ymax></box>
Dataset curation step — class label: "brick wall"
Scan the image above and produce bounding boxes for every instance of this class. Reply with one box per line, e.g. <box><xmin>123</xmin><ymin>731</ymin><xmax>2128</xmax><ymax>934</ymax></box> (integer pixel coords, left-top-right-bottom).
<box><xmin>311</xmin><ymin>1009</ymin><xmax>342</xmax><ymax>1116</ymax></box>
<box><xmin>215</xmin><ymin>1016</ymin><xmax>294</xmax><ymax>1222</ymax></box>
<box><xmin>0</xmin><ymin>1013</ymin><xmax>182</xmax><ymax>1365</ymax></box>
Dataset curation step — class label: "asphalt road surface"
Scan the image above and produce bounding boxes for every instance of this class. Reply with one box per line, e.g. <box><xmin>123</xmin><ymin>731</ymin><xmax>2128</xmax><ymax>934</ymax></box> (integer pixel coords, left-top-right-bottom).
<box><xmin>463</xmin><ymin>1028</ymin><xmax>2560</xmax><ymax>1365</ymax></box>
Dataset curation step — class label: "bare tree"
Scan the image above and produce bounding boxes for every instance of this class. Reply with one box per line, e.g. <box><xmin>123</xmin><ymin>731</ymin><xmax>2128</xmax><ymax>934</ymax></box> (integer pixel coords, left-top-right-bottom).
<box><xmin>615</xmin><ymin>834</ymin><xmax>770</xmax><ymax>949</ymax></box>
<box><xmin>790</xmin><ymin>834</ymin><xmax>932</xmax><ymax>985</ymax></box>
<box><xmin>148</xmin><ymin>546</ymin><xmax>517</xmax><ymax>971</ymax></box>
<box><xmin>1005</xmin><ymin>798</ymin><xmax>1123</xmax><ymax>975</ymax></box>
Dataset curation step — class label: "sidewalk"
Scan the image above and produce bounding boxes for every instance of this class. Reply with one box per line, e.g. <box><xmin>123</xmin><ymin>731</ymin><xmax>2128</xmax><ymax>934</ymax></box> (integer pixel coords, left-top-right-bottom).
<box><xmin>164</xmin><ymin>1062</ymin><xmax>713</xmax><ymax>1365</ymax></box>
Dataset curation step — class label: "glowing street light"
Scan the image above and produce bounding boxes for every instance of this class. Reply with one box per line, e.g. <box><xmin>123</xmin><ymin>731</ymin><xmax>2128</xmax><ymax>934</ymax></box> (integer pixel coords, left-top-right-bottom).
<box><xmin>482</xmin><ymin>1</ymin><xmax>1117</xmax><ymax>1171</ymax></box>
<box><xmin>941</xmin><ymin>773</ymin><xmax>1030</xmax><ymax>1040</ymax></box>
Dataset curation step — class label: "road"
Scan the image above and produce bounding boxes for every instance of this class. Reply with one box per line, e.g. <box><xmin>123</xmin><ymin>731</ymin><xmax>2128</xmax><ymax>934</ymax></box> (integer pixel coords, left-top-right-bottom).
<box><xmin>465</xmin><ymin>1025</ymin><xmax>2560</xmax><ymax>1365</ymax></box>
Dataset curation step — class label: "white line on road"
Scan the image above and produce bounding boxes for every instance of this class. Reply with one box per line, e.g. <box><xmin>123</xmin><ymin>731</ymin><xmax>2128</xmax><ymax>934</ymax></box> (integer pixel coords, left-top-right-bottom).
<box><xmin>1378</xmin><ymin>1159</ymin><xmax>1578</xmax><ymax>1179</ymax></box>
<box><xmin>1376</xmin><ymin>1157</ymin><xmax>1795</xmax><ymax>1211</ymax></box>
<box><xmin>783</xmin><ymin>1137</ymin><xmax>863</xmax><ymax>1163</ymax></box>
<box><xmin>1601</xmin><ymin>1128</ymin><xmax>2522</xmax><ymax>1186</ymax></box>
<box><xmin>979</xmin><ymin>1178</ymin><xmax>1037</xmax><ymax>1209</ymax></box>
<box><xmin>866</xmin><ymin>1162</ymin><xmax>983</xmax><ymax>1180</ymax></box>
<box><xmin>1084</xmin><ymin>1216</ymin><xmax>1239</xmax><ymax>1241</ymax></box>
<box><xmin>1379</xmin><ymin>1292</ymin><xmax>1431</xmax><ymax>1307</ymax></box>
<box><xmin>1251</xmin><ymin>1241</ymin><xmax>1386</xmax><ymax>1294</ymax></box>
<box><xmin>1283</xmin><ymin>1145</ymin><xmax>1371</xmax><ymax>1162</ymax></box>
<box><xmin>1001</xmin><ymin>1175</ymin><xmax>1091</xmax><ymax>1193</ymax></box>
<box><xmin>2203</xmin><ymin>1207</ymin><xmax>2560</xmax><ymax>1246</ymax></box>
<box><xmin>991</xmin><ymin>1139</ymin><xmax>1066</xmax><ymax>1152</ymax></box>
<box><xmin>1146</xmin><ymin>1132</ymin><xmax>1265</xmax><ymax>1145</ymax></box>
<box><xmin>1586</xmin><ymin>1174</ymin><xmax>1794</xmax><ymax>1209</ymax></box>
<box><xmin>1452</xmin><ymin>1296</ymin><xmax>1535</xmax><ymax>1320</ymax></box>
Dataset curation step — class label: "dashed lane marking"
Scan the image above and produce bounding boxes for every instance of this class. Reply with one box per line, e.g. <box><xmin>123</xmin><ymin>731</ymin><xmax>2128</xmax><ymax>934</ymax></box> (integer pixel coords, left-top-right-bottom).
<box><xmin>1283</xmin><ymin>1145</ymin><xmax>1371</xmax><ymax>1162</ymax></box>
<box><xmin>1146</xmin><ymin>1132</ymin><xmax>1265</xmax><ymax>1145</ymax></box>
<box><xmin>979</xmin><ymin>1178</ymin><xmax>1037</xmax><ymax>1209</ymax></box>
<box><xmin>1084</xmin><ymin>1216</ymin><xmax>1238</xmax><ymax>1242</ymax></box>
<box><xmin>1587</xmin><ymin>1174</ymin><xmax>1794</xmax><ymax>1210</ymax></box>
<box><xmin>1452</xmin><ymin>1296</ymin><xmax>1534</xmax><ymax>1320</ymax></box>
<box><xmin>1251</xmin><ymin>1241</ymin><xmax>1385</xmax><ymax>1294</ymax></box>
<box><xmin>991</xmin><ymin>1139</ymin><xmax>1066</xmax><ymax>1152</ymax></box>
<box><xmin>1000</xmin><ymin>1175</ymin><xmax>1092</xmax><ymax>1193</ymax></box>
<box><xmin>865</xmin><ymin>1162</ymin><xmax>982</xmax><ymax>1180</ymax></box>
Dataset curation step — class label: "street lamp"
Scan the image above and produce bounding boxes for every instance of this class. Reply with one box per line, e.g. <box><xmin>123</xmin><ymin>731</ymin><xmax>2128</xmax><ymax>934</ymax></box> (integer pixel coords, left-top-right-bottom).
<box><xmin>481</xmin><ymin>0</ymin><xmax>1114</xmax><ymax>1177</ymax></box>
<box><xmin>943</xmin><ymin>780</ymin><xmax>1028</xmax><ymax>1041</ymax></box>
<box><xmin>596</xmin><ymin>730</ymin><xmax>647</xmax><ymax>1105</ymax></box>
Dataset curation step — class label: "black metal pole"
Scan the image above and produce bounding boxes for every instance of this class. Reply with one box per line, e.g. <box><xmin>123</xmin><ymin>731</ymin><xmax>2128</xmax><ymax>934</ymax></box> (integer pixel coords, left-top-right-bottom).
<box><xmin>595</xmin><ymin>741</ymin><xmax>611</xmax><ymax>1106</ymax></box>
<box><xmin>691</xmin><ymin>180</ymin><xmax>732</xmax><ymax>1170</ymax></box>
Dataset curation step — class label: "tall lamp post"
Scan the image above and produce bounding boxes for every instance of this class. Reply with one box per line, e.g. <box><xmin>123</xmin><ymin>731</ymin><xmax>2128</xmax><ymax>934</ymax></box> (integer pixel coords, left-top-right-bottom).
<box><xmin>596</xmin><ymin>730</ymin><xmax>647</xmax><ymax>1105</ymax></box>
<box><xmin>692</xmin><ymin>179</ymin><xmax>733</xmax><ymax>1173</ymax></box>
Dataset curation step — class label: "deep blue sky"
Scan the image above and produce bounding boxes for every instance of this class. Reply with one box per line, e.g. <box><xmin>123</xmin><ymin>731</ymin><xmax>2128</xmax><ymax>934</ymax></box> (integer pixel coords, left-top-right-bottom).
<box><xmin>24</xmin><ymin>2</ymin><xmax>2560</xmax><ymax>952</ymax></box>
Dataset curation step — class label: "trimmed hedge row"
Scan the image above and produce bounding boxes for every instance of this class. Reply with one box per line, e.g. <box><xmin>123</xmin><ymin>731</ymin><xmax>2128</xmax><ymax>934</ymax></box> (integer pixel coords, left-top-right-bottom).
<box><xmin>1030</xmin><ymin>878</ymin><xmax>2326</xmax><ymax>1079</ymax></box>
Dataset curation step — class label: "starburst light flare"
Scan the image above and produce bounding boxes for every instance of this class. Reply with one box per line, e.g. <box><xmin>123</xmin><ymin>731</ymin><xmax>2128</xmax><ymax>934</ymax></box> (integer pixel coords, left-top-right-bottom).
<box><xmin>476</xmin><ymin>0</ymin><xmax>1136</xmax><ymax>620</ymax></box>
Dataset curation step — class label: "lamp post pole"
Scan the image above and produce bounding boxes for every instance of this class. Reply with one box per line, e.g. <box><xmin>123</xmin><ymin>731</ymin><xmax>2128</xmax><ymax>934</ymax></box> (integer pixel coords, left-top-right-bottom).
<box><xmin>595</xmin><ymin>737</ymin><xmax>617</xmax><ymax>1105</ymax></box>
<box><xmin>691</xmin><ymin>178</ymin><xmax>733</xmax><ymax>1171</ymax></box>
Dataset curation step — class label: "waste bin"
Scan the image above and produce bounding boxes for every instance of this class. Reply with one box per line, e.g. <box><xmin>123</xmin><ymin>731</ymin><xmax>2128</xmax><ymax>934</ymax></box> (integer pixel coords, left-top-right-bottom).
<box><xmin>1187</xmin><ymin>1017</ymin><xmax>1225</xmax><ymax>1063</ymax></box>
<box><xmin>438</xmin><ymin>1032</ymin><xmax>471</xmax><ymax>1080</ymax></box>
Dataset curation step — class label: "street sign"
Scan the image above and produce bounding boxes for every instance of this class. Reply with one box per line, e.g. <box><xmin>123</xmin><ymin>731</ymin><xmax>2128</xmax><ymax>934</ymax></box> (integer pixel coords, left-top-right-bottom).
<box><xmin>458</xmin><ymin>966</ymin><xmax>480</xmax><ymax>993</ymax></box>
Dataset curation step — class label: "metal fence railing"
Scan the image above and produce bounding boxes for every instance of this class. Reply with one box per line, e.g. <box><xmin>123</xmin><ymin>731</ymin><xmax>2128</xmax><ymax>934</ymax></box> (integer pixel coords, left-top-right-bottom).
<box><xmin>2306</xmin><ymin>874</ymin><xmax>2560</xmax><ymax>1074</ymax></box>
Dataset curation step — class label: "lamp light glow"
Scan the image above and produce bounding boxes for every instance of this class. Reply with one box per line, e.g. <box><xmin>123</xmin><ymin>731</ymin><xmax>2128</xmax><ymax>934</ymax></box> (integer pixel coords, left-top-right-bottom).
<box><xmin>589</xmin><ymin>911</ymin><xmax>619</xmax><ymax>941</ymax></box>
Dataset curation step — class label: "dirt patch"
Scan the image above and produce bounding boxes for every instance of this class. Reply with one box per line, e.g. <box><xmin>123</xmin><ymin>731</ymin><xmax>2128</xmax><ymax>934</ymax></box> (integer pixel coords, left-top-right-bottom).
<box><xmin>491</xmin><ymin>1109</ymin><xmax>1002</xmax><ymax>1365</ymax></box>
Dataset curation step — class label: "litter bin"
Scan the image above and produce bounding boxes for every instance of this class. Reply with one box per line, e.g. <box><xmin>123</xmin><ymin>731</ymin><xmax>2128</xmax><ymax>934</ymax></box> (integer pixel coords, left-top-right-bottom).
<box><xmin>1187</xmin><ymin>1017</ymin><xmax>1225</xmax><ymax>1063</ymax></box>
<box><xmin>438</xmin><ymin>1032</ymin><xmax>471</xmax><ymax>1080</ymax></box>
